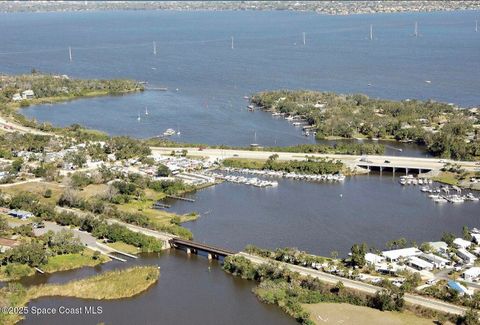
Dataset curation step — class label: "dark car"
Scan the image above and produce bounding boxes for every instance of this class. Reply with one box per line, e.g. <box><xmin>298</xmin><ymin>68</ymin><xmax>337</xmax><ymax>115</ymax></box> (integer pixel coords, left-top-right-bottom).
<box><xmin>384</xmin><ymin>160</ymin><xmax>391</xmax><ymax>163</ymax></box>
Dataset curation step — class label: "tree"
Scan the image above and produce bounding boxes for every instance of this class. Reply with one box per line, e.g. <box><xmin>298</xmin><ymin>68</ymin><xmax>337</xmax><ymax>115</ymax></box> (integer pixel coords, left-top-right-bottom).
<box><xmin>369</xmin><ymin>288</ymin><xmax>404</xmax><ymax>311</ymax></box>
<box><xmin>46</xmin><ymin>229</ymin><xmax>83</xmax><ymax>255</ymax></box>
<box><xmin>157</xmin><ymin>164</ymin><xmax>171</xmax><ymax>177</ymax></box>
<box><xmin>463</xmin><ymin>226</ymin><xmax>472</xmax><ymax>241</ymax></box>
<box><xmin>10</xmin><ymin>158</ymin><xmax>23</xmax><ymax>174</ymax></box>
<box><xmin>459</xmin><ymin>309</ymin><xmax>480</xmax><ymax>325</ymax></box>
<box><xmin>43</xmin><ymin>188</ymin><xmax>52</xmax><ymax>198</ymax></box>
<box><xmin>350</xmin><ymin>243</ymin><xmax>368</xmax><ymax>267</ymax></box>
<box><xmin>4</xmin><ymin>241</ymin><xmax>48</xmax><ymax>267</ymax></box>
<box><xmin>441</xmin><ymin>232</ymin><xmax>456</xmax><ymax>246</ymax></box>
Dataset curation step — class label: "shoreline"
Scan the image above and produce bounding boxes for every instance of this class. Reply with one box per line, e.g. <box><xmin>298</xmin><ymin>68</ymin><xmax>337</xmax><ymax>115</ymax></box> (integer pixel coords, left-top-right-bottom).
<box><xmin>1</xmin><ymin>2</ymin><xmax>479</xmax><ymax>15</ymax></box>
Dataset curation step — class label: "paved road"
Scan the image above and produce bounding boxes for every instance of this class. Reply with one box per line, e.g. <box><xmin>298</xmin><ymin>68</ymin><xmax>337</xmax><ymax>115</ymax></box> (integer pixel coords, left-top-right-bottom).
<box><xmin>33</xmin><ymin>221</ymin><xmax>112</xmax><ymax>253</ymax></box>
<box><xmin>239</xmin><ymin>252</ymin><xmax>468</xmax><ymax>316</ymax></box>
<box><xmin>151</xmin><ymin>147</ymin><xmax>479</xmax><ymax>172</ymax></box>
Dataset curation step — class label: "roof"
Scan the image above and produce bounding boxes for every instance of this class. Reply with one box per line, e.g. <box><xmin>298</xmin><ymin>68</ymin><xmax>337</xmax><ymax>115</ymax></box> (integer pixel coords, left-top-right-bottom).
<box><xmin>408</xmin><ymin>256</ymin><xmax>434</xmax><ymax>269</ymax></box>
<box><xmin>429</xmin><ymin>241</ymin><xmax>448</xmax><ymax>250</ymax></box>
<box><xmin>0</xmin><ymin>237</ymin><xmax>19</xmax><ymax>247</ymax></box>
<box><xmin>457</xmin><ymin>248</ymin><xmax>476</xmax><ymax>260</ymax></box>
<box><xmin>365</xmin><ymin>253</ymin><xmax>384</xmax><ymax>264</ymax></box>
<box><xmin>448</xmin><ymin>280</ymin><xmax>470</xmax><ymax>295</ymax></box>
<box><xmin>464</xmin><ymin>267</ymin><xmax>480</xmax><ymax>277</ymax></box>
<box><xmin>421</xmin><ymin>253</ymin><xmax>450</xmax><ymax>264</ymax></box>
<box><xmin>382</xmin><ymin>247</ymin><xmax>422</xmax><ymax>260</ymax></box>
<box><xmin>453</xmin><ymin>238</ymin><xmax>472</xmax><ymax>248</ymax></box>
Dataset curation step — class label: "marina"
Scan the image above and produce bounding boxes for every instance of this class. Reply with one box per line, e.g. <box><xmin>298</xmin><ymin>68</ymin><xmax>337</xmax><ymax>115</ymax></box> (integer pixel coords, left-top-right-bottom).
<box><xmin>400</xmin><ymin>175</ymin><xmax>480</xmax><ymax>204</ymax></box>
<box><xmin>221</xmin><ymin>167</ymin><xmax>346</xmax><ymax>182</ymax></box>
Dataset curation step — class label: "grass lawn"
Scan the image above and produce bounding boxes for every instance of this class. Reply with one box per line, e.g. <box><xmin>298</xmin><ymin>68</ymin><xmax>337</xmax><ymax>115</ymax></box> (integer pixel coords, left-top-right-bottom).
<box><xmin>0</xmin><ymin>263</ymin><xmax>35</xmax><ymax>281</ymax></box>
<box><xmin>106</xmin><ymin>241</ymin><xmax>140</xmax><ymax>254</ymax></box>
<box><xmin>1</xmin><ymin>181</ymin><xmax>64</xmax><ymax>204</ymax></box>
<box><xmin>432</xmin><ymin>172</ymin><xmax>460</xmax><ymax>186</ymax></box>
<box><xmin>78</xmin><ymin>183</ymin><xmax>108</xmax><ymax>198</ymax></box>
<box><xmin>303</xmin><ymin>303</ymin><xmax>437</xmax><ymax>325</ymax></box>
<box><xmin>41</xmin><ymin>249</ymin><xmax>110</xmax><ymax>273</ymax></box>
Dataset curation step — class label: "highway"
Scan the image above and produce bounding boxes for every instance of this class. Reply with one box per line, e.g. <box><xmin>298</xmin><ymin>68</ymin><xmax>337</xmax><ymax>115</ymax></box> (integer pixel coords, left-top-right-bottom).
<box><xmin>239</xmin><ymin>252</ymin><xmax>468</xmax><ymax>316</ymax></box>
<box><xmin>151</xmin><ymin>146</ymin><xmax>479</xmax><ymax>172</ymax></box>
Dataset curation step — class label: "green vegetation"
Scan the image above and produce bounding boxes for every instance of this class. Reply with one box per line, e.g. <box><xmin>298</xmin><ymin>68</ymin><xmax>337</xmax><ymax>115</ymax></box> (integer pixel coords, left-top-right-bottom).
<box><xmin>223</xmin><ymin>156</ymin><xmax>344</xmax><ymax>175</ymax></box>
<box><xmin>0</xmin><ymin>263</ymin><xmax>35</xmax><ymax>281</ymax></box>
<box><xmin>42</xmin><ymin>249</ymin><xmax>110</xmax><ymax>273</ymax></box>
<box><xmin>224</xmin><ymin>256</ymin><xmax>400</xmax><ymax>325</ymax></box>
<box><xmin>106</xmin><ymin>241</ymin><xmax>140</xmax><ymax>254</ymax></box>
<box><xmin>265</xmin><ymin>143</ymin><xmax>385</xmax><ymax>155</ymax></box>
<box><xmin>252</xmin><ymin>90</ymin><xmax>480</xmax><ymax>160</ymax></box>
<box><xmin>0</xmin><ymin>73</ymin><xmax>143</xmax><ymax>109</ymax></box>
<box><xmin>0</xmin><ymin>266</ymin><xmax>159</xmax><ymax>325</ymax></box>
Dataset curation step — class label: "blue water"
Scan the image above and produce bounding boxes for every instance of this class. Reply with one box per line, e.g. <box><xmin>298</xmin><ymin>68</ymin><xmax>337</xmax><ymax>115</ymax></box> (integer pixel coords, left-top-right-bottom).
<box><xmin>0</xmin><ymin>10</ymin><xmax>478</xmax><ymax>148</ymax></box>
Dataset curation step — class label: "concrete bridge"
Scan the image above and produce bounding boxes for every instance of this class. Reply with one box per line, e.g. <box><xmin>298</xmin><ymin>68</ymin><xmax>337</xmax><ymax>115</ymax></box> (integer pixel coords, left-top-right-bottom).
<box><xmin>169</xmin><ymin>238</ymin><xmax>236</xmax><ymax>260</ymax></box>
<box><xmin>151</xmin><ymin>146</ymin><xmax>479</xmax><ymax>173</ymax></box>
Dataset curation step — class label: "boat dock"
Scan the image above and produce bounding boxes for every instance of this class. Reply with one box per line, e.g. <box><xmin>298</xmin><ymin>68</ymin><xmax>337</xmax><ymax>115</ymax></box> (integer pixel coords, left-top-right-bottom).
<box><xmin>152</xmin><ymin>202</ymin><xmax>171</xmax><ymax>209</ymax></box>
<box><xmin>166</xmin><ymin>195</ymin><xmax>195</xmax><ymax>202</ymax></box>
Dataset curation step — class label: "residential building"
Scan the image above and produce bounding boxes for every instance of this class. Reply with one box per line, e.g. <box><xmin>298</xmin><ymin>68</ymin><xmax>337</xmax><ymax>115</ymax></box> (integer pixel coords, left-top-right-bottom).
<box><xmin>457</xmin><ymin>248</ymin><xmax>477</xmax><ymax>265</ymax></box>
<box><xmin>420</xmin><ymin>253</ymin><xmax>451</xmax><ymax>269</ymax></box>
<box><xmin>463</xmin><ymin>267</ymin><xmax>480</xmax><ymax>282</ymax></box>
<box><xmin>21</xmin><ymin>89</ymin><xmax>35</xmax><ymax>99</ymax></box>
<box><xmin>382</xmin><ymin>247</ymin><xmax>422</xmax><ymax>262</ymax></box>
<box><xmin>453</xmin><ymin>238</ymin><xmax>472</xmax><ymax>249</ymax></box>
<box><xmin>428</xmin><ymin>241</ymin><xmax>448</xmax><ymax>255</ymax></box>
<box><xmin>407</xmin><ymin>256</ymin><xmax>434</xmax><ymax>271</ymax></box>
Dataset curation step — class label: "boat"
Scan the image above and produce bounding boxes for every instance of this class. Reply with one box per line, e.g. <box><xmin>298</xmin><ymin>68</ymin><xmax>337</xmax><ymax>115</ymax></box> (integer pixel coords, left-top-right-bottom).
<box><xmin>137</xmin><ymin>112</ymin><xmax>141</xmax><ymax>121</ymax></box>
<box><xmin>465</xmin><ymin>193</ymin><xmax>479</xmax><ymax>201</ymax></box>
<box><xmin>425</xmin><ymin>80</ymin><xmax>432</xmax><ymax>84</ymax></box>
<box><xmin>145</xmin><ymin>107</ymin><xmax>149</xmax><ymax>115</ymax></box>
<box><xmin>447</xmin><ymin>195</ymin><xmax>464</xmax><ymax>204</ymax></box>
<box><xmin>243</xmin><ymin>96</ymin><xmax>249</xmax><ymax>100</ymax></box>
<box><xmin>247</xmin><ymin>105</ymin><xmax>255</xmax><ymax>111</ymax></box>
<box><xmin>420</xmin><ymin>186</ymin><xmax>430</xmax><ymax>192</ymax></box>
<box><xmin>163</xmin><ymin>128</ymin><xmax>176</xmax><ymax>136</ymax></box>
<box><xmin>433</xmin><ymin>197</ymin><xmax>447</xmax><ymax>203</ymax></box>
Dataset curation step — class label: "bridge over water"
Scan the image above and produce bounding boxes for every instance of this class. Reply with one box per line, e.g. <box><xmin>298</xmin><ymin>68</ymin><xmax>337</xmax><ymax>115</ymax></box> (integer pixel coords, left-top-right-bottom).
<box><xmin>169</xmin><ymin>238</ymin><xmax>236</xmax><ymax>260</ymax></box>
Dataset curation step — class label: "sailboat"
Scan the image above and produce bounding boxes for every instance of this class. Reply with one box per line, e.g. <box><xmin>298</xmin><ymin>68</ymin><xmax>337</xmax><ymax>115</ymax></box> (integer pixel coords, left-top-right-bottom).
<box><xmin>250</xmin><ymin>130</ymin><xmax>259</xmax><ymax>147</ymax></box>
<box><xmin>137</xmin><ymin>112</ymin><xmax>141</xmax><ymax>121</ymax></box>
<box><xmin>145</xmin><ymin>107</ymin><xmax>149</xmax><ymax>115</ymax></box>
<box><xmin>177</xmin><ymin>124</ymin><xmax>181</xmax><ymax>135</ymax></box>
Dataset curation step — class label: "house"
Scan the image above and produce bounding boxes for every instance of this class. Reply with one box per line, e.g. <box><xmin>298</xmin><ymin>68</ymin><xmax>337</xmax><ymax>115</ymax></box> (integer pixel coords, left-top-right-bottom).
<box><xmin>448</xmin><ymin>280</ymin><xmax>472</xmax><ymax>296</ymax></box>
<box><xmin>12</xmin><ymin>93</ymin><xmax>22</xmax><ymax>101</ymax></box>
<box><xmin>407</xmin><ymin>256</ymin><xmax>434</xmax><ymax>271</ymax></box>
<box><xmin>420</xmin><ymin>253</ymin><xmax>451</xmax><ymax>269</ymax></box>
<box><xmin>471</xmin><ymin>233</ymin><xmax>480</xmax><ymax>245</ymax></box>
<box><xmin>453</xmin><ymin>238</ymin><xmax>472</xmax><ymax>249</ymax></box>
<box><xmin>365</xmin><ymin>253</ymin><xmax>385</xmax><ymax>265</ymax></box>
<box><xmin>457</xmin><ymin>248</ymin><xmax>477</xmax><ymax>265</ymax></box>
<box><xmin>382</xmin><ymin>247</ymin><xmax>422</xmax><ymax>262</ymax></box>
<box><xmin>463</xmin><ymin>267</ymin><xmax>480</xmax><ymax>282</ymax></box>
<box><xmin>8</xmin><ymin>209</ymin><xmax>34</xmax><ymax>220</ymax></box>
<box><xmin>0</xmin><ymin>237</ymin><xmax>20</xmax><ymax>253</ymax></box>
<box><xmin>429</xmin><ymin>241</ymin><xmax>449</xmax><ymax>254</ymax></box>
<box><xmin>21</xmin><ymin>89</ymin><xmax>35</xmax><ymax>99</ymax></box>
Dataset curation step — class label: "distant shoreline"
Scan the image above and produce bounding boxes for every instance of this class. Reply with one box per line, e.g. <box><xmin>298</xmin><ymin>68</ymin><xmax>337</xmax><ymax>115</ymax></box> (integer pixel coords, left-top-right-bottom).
<box><xmin>1</xmin><ymin>1</ymin><xmax>479</xmax><ymax>15</ymax></box>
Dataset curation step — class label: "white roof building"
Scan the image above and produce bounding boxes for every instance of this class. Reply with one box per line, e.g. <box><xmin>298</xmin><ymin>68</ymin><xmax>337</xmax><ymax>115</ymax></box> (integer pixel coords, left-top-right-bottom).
<box><xmin>420</xmin><ymin>253</ymin><xmax>451</xmax><ymax>269</ymax></box>
<box><xmin>21</xmin><ymin>89</ymin><xmax>35</xmax><ymax>99</ymax></box>
<box><xmin>365</xmin><ymin>253</ymin><xmax>385</xmax><ymax>265</ymax></box>
<box><xmin>457</xmin><ymin>248</ymin><xmax>477</xmax><ymax>264</ymax></box>
<box><xmin>12</xmin><ymin>93</ymin><xmax>22</xmax><ymax>101</ymax></box>
<box><xmin>407</xmin><ymin>256</ymin><xmax>434</xmax><ymax>271</ymax></box>
<box><xmin>382</xmin><ymin>247</ymin><xmax>422</xmax><ymax>262</ymax></box>
<box><xmin>453</xmin><ymin>238</ymin><xmax>472</xmax><ymax>249</ymax></box>
<box><xmin>428</xmin><ymin>241</ymin><xmax>448</xmax><ymax>253</ymax></box>
<box><xmin>463</xmin><ymin>267</ymin><xmax>480</xmax><ymax>282</ymax></box>
<box><xmin>471</xmin><ymin>233</ymin><xmax>480</xmax><ymax>244</ymax></box>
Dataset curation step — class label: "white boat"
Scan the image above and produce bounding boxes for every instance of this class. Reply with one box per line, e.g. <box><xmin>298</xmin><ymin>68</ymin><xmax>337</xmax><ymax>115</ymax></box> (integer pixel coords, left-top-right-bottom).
<box><xmin>420</xmin><ymin>186</ymin><xmax>430</xmax><ymax>192</ymax></box>
<box><xmin>434</xmin><ymin>197</ymin><xmax>447</xmax><ymax>203</ymax></box>
<box><xmin>447</xmin><ymin>195</ymin><xmax>464</xmax><ymax>204</ymax></box>
<box><xmin>137</xmin><ymin>112</ymin><xmax>141</xmax><ymax>121</ymax></box>
<box><xmin>145</xmin><ymin>107</ymin><xmax>149</xmax><ymax>115</ymax></box>
<box><xmin>465</xmin><ymin>193</ymin><xmax>479</xmax><ymax>201</ymax></box>
<box><xmin>163</xmin><ymin>128</ymin><xmax>176</xmax><ymax>136</ymax></box>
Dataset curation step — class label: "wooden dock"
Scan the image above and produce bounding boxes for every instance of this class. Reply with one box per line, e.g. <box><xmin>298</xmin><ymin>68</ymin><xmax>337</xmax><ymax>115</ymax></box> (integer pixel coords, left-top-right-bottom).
<box><xmin>166</xmin><ymin>195</ymin><xmax>195</xmax><ymax>202</ymax></box>
<box><xmin>152</xmin><ymin>202</ymin><xmax>171</xmax><ymax>209</ymax></box>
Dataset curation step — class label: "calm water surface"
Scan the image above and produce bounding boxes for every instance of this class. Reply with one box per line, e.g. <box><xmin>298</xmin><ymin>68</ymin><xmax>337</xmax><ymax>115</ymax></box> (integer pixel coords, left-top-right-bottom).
<box><xmin>19</xmin><ymin>250</ymin><xmax>294</xmax><ymax>325</ymax></box>
<box><xmin>0</xmin><ymin>10</ymin><xmax>476</xmax><ymax>148</ymax></box>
